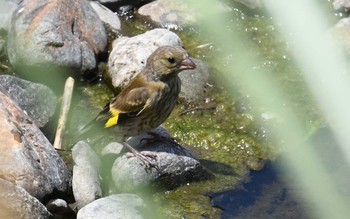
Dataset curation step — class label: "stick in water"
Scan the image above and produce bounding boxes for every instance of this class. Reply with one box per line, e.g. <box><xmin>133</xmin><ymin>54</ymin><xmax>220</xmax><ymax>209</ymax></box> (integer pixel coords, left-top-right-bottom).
<box><xmin>53</xmin><ymin>77</ymin><xmax>75</xmax><ymax>150</ymax></box>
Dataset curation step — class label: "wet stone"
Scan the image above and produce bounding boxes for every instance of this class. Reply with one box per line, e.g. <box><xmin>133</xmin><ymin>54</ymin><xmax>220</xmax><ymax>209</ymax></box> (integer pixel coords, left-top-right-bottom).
<box><xmin>77</xmin><ymin>194</ymin><xmax>146</xmax><ymax>219</ymax></box>
<box><xmin>0</xmin><ymin>75</ymin><xmax>57</xmax><ymax>127</ymax></box>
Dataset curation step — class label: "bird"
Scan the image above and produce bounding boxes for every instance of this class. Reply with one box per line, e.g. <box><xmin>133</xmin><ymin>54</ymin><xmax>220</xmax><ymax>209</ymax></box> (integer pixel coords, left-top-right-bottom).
<box><xmin>79</xmin><ymin>45</ymin><xmax>196</xmax><ymax>167</ymax></box>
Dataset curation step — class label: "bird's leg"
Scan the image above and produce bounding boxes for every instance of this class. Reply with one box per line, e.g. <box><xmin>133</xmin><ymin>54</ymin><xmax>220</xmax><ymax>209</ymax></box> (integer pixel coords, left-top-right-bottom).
<box><xmin>123</xmin><ymin>142</ymin><xmax>158</xmax><ymax>169</ymax></box>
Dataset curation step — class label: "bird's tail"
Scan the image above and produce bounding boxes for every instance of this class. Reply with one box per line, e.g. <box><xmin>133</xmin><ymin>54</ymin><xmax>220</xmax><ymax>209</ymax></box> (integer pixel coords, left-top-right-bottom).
<box><xmin>74</xmin><ymin>117</ymin><xmax>103</xmax><ymax>142</ymax></box>
<box><xmin>74</xmin><ymin>103</ymin><xmax>110</xmax><ymax>142</ymax></box>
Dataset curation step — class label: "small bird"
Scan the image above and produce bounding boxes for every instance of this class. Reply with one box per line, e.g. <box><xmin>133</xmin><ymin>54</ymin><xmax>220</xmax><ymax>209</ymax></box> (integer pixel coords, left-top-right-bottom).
<box><xmin>80</xmin><ymin>45</ymin><xmax>196</xmax><ymax>166</ymax></box>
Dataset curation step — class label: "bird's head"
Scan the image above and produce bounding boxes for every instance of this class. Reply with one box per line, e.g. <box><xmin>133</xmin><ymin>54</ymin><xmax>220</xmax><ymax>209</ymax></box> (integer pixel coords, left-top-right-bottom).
<box><xmin>147</xmin><ymin>46</ymin><xmax>196</xmax><ymax>80</ymax></box>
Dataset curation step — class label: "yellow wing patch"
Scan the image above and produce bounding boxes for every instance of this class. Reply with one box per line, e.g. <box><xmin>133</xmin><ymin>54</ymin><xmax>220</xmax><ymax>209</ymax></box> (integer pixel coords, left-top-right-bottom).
<box><xmin>105</xmin><ymin>109</ymin><xmax>121</xmax><ymax>128</ymax></box>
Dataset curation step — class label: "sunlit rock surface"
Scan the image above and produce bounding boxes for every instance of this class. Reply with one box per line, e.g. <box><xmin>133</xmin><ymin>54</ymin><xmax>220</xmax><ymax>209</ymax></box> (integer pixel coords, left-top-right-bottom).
<box><xmin>0</xmin><ymin>90</ymin><xmax>71</xmax><ymax>201</ymax></box>
<box><xmin>90</xmin><ymin>1</ymin><xmax>121</xmax><ymax>32</ymax></box>
<box><xmin>72</xmin><ymin>141</ymin><xmax>102</xmax><ymax>209</ymax></box>
<box><xmin>107</xmin><ymin>28</ymin><xmax>182</xmax><ymax>90</ymax></box>
<box><xmin>77</xmin><ymin>194</ymin><xmax>146</xmax><ymax>219</ymax></box>
<box><xmin>0</xmin><ymin>75</ymin><xmax>57</xmax><ymax>127</ymax></box>
<box><xmin>0</xmin><ymin>178</ymin><xmax>53</xmax><ymax>219</ymax></box>
<box><xmin>7</xmin><ymin>0</ymin><xmax>107</xmax><ymax>74</ymax></box>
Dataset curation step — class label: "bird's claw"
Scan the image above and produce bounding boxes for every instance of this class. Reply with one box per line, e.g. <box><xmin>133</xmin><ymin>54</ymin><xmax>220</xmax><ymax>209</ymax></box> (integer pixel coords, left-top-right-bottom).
<box><xmin>127</xmin><ymin>151</ymin><xmax>158</xmax><ymax>169</ymax></box>
<box><xmin>123</xmin><ymin>142</ymin><xmax>158</xmax><ymax>169</ymax></box>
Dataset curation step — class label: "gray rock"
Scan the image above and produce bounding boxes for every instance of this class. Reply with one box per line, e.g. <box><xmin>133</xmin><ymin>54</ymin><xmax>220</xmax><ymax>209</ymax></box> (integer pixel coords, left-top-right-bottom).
<box><xmin>90</xmin><ymin>1</ymin><xmax>121</xmax><ymax>32</ymax></box>
<box><xmin>234</xmin><ymin>0</ymin><xmax>263</xmax><ymax>9</ymax></box>
<box><xmin>112</xmin><ymin>127</ymin><xmax>203</xmax><ymax>191</ymax></box>
<box><xmin>46</xmin><ymin>198</ymin><xmax>75</xmax><ymax>218</ymax></box>
<box><xmin>72</xmin><ymin>141</ymin><xmax>102</xmax><ymax>209</ymax></box>
<box><xmin>333</xmin><ymin>0</ymin><xmax>350</xmax><ymax>10</ymax></box>
<box><xmin>0</xmin><ymin>75</ymin><xmax>57</xmax><ymax>127</ymax></box>
<box><xmin>46</xmin><ymin>198</ymin><xmax>68</xmax><ymax>212</ymax></box>
<box><xmin>178</xmin><ymin>58</ymin><xmax>210</xmax><ymax>102</ymax></box>
<box><xmin>138</xmin><ymin>0</ymin><xmax>196</xmax><ymax>29</ymax></box>
<box><xmin>107</xmin><ymin>28</ymin><xmax>182</xmax><ymax>90</ymax></box>
<box><xmin>0</xmin><ymin>0</ymin><xmax>18</xmax><ymax>57</ymax></box>
<box><xmin>0</xmin><ymin>90</ymin><xmax>71</xmax><ymax>201</ymax></box>
<box><xmin>0</xmin><ymin>0</ymin><xmax>18</xmax><ymax>32</ymax></box>
<box><xmin>126</xmin><ymin>126</ymin><xmax>192</xmax><ymax>156</ymax></box>
<box><xmin>101</xmin><ymin>141</ymin><xmax>124</xmax><ymax>156</ymax></box>
<box><xmin>326</xmin><ymin>17</ymin><xmax>350</xmax><ymax>54</ymax></box>
<box><xmin>77</xmin><ymin>194</ymin><xmax>146</xmax><ymax>219</ymax></box>
<box><xmin>112</xmin><ymin>152</ymin><xmax>202</xmax><ymax>191</ymax></box>
<box><xmin>0</xmin><ymin>178</ymin><xmax>53</xmax><ymax>219</ymax></box>
<box><xmin>7</xmin><ymin>0</ymin><xmax>107</xmax><ymax>74</ymax></box>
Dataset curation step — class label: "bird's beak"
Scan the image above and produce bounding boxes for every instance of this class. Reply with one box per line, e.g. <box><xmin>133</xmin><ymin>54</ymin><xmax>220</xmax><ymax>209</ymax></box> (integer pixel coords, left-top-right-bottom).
<box><xmin>180</xmin><ymin>56</ymin><xmax>196</xmax><ymax>70</ymax></box>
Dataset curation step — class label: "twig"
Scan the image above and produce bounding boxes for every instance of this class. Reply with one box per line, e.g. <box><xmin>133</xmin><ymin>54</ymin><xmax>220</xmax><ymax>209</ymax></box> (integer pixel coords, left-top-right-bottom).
<box><xmin>53</xmin><ymin>77</ymin><xmax>75</xmax><ymax>149</ymax></box>
<box><xmin>196</xmin><ymin>43</ymin><xmax>213</xmax><ymax>49</ymax></box>
<box><xmin>0</xmin><ymin>64</ymin><xmax>9</xmax><ymax>70</ymax></box>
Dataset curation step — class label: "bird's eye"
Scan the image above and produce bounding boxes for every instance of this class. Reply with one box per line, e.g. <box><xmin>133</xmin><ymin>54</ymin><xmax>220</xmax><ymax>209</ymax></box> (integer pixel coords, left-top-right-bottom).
<box><xmin>167</xmin><ymin>57</ymin><xmax>175</xmax><ymax>64</ymax></box>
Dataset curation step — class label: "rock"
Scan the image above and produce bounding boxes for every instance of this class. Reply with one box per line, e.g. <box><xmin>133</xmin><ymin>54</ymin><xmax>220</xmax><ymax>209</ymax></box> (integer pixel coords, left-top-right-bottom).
<box><xmin>333</xmin><ymin>0</ymin><xmax>350</xmax><ymax>10</ymax></box>
<box><xmin>0</xmin><ymin>0</ymin><xmax>19</xmax><ymax>57</ymax></box>
<box><xmin>234</xmin><ymin>0</ymin><xmax>263</xmax><ymax>9</ymax></box>
<box><xmin>72</xmin><ymin>141</ymin><xmax>102</xmax><ymax>209</ymax></box>
<box><xmin>90</xmin><ymin>1</ymin><xmax>121</xmax><ymax>32</ymax></box>
<box><xmin>326</xmin><ymin>17</ymin><xmax>350</xmax><ymax>54</ymax></box>
<box><xmin>138</xmin><ymin>0</ymin><xmax>196</xmax><ymax>29</ymax></box>
<box><xmin>111</xmin><ymin>127</ymin><xmax>203</xmax><ymax>191</ymax></box>
<box><xmin>0</xmin><ymin>0</ymin><xmax>19</xmax><ymax>32</ymax></box>
<box><xmin>112</xmin><ymin>152</ymin><xmax>202</xmax><ymax>191</ymax></box>
<box><xmin>77</xmin><ymin>194</ymin><xmax>146</xmax><ymax>219</ymax></box>
<box><xmin>0</xmin><ymin>75</ymin><xmax>57</xmax><ymax>127</ymax></box>
<box><xmin>0</xmin><ymin>90</ymin><xmax>71</xmax><ymax>201</ymax></box>
<box><xmin>7</xmin><ymin>0</ymin><xmax>107</xmax><ymax>75</ymax></box>
<box><xmin>46</xmin><ymin>199</ymin><xmax>68</xmax><ymax>211</ymax></box>
<box><xmin>107</xmin><ymin>28</ymin><xmax>182</xmax><ymax>90</ymax></box>
<box><xmin>178</xmin><ymin>58</ymin><xmax>210</xmax><ymax>102</ymax></box>
<box><xmin>46</xmin><ymin>198</ymin><xmax>75</xmax><ymax>218</ymax></box>
<box><xmin>101</xmin><ymin>141</ymin><xmax>124</xmax><ymax>156</ymax></box>
<box><xmin>0</xmin><ymin>178</ymin><xmax>53</xmax><ymax>219</ymax></box>
<box><xmin>126</xmin><ymin>126</ymin><xmax>193</xmax><ymax>156</ymax></box>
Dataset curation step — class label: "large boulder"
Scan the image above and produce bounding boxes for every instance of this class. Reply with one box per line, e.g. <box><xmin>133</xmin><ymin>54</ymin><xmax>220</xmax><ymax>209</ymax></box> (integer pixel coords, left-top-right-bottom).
<box><xmin>0</xmin><ymin>90</ymin><xmax>71</xmax><ymax>201</ymax></box>
<box><xmin>0</xmin><ymin>178</ymin><xmax>53</xmax><ymax>219</ymax></box>
<box><xmin>111</xmin><ymin>127</ymin><xmax>204</xmax><ymax>192</ymax></box>
<box><xmin>7</xmin><ymin>0</ymin><xmax>107</xmax><ymax>75</ymax></box>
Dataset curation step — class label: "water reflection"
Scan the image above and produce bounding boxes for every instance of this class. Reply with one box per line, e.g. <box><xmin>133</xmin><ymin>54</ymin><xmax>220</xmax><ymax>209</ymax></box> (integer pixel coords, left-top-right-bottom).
<box><xmin>210</xmin><ymin>162</ymin><xmax>308</xmax><ymax>219</ymax></box>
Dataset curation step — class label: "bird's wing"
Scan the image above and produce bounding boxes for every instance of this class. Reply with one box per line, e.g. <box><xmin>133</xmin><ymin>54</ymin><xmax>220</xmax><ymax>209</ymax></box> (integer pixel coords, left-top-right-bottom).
<box><xmin>97</xmin><ymin>79</ymin><xmax>166</xmax><ymax>128</ymax></box>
